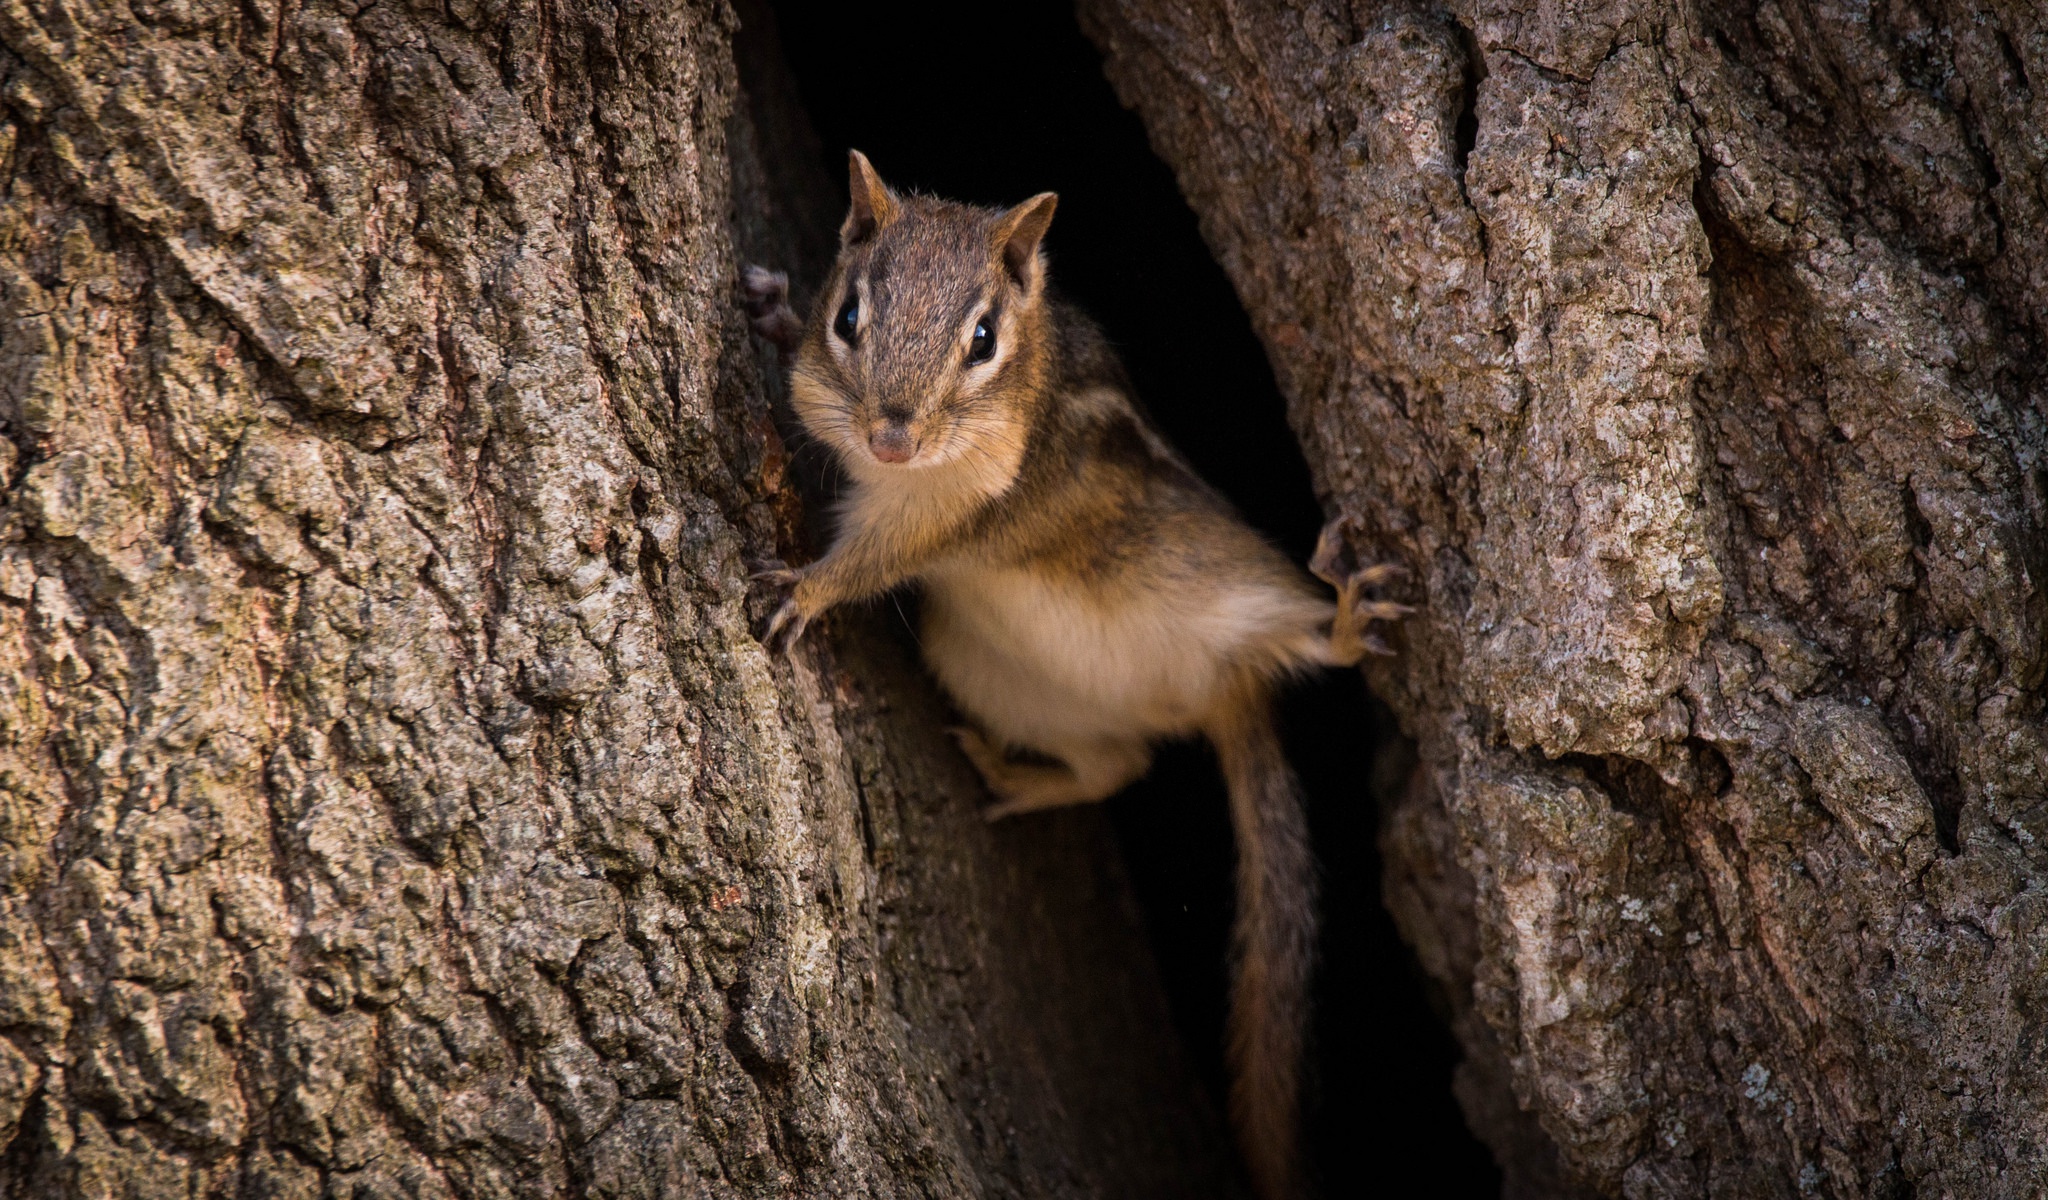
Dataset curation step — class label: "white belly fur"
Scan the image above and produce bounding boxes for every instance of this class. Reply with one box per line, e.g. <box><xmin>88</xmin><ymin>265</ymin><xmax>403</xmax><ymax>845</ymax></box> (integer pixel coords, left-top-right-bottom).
<box><xmin>918</xmin><ymin>560</ymin><xmax>1328</xmax><ymax>753</ymax></box>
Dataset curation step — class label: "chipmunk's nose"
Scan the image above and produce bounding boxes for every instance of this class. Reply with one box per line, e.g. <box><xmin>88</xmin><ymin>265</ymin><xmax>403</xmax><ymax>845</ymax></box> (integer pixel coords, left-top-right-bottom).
<box><xmin>868</xmin><ymin>420</ymin><xmax>915</xmax><ymax>464</ymax></box>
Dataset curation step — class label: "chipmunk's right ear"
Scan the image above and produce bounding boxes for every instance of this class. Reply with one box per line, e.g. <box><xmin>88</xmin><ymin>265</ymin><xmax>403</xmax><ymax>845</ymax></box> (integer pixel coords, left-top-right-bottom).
<box><xmin>843</xmin><ymin>150</ymin><xmax>898</xmax><ymax>245</ymax></box>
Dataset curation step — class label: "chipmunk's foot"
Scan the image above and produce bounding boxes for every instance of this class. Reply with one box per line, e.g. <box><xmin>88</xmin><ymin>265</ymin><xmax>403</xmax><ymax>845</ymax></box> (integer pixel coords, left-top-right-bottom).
<box><xmin>742</xmin><ymin>265</ymin><xmax>803</xmax><ymax>354</ymax></box>
<box><xmin>950</xmin><ymin>728</ymin><xmax>1148</xmax><ymax>821</ymax></box>
<box><xmin>751</xmin><ymin>563</ymin><xmax>812</xmax><ymax>654</ymax></box>
<box><xmin>947</xmin><ymin>727</ymin><xmax>1037</xmax><ymax>821</ymax></box>
<box><xmin>948</xmin><ymin>727</ymin><xmax>1006</xmax><ymax>786</ymax></box>
<box><xmin>1312</xmin><ymin>515</ymin><xmax>1412</xmax><ymax>664</ymax></box>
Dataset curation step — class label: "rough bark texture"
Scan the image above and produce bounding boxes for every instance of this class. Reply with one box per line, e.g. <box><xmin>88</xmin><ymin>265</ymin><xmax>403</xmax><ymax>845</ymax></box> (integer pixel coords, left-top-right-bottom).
<box><xmin>1083</xmin><ymin>0</ymin><xmax>2048</xmax><ymax>1196</ymax></box>
<box><xmin>0</xmin><ymin>1</ymin><xmax>1237</xmax><ymax>1195</ymax></box>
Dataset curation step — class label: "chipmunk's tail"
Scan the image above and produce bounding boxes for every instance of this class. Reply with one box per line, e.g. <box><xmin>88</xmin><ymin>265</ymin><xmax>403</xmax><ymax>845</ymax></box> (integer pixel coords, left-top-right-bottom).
<box><xmin>1211</xmin><ymin>686</ymin><xmax>1317</xmax><ymax>1200</ymax></box>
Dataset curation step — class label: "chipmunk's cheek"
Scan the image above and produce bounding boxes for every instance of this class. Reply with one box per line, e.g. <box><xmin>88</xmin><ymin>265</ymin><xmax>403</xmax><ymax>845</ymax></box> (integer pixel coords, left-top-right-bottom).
<box><xmin>914</xmin><ymin>429</ymin><xmax>955</xmax><ymax>467</ymax></box>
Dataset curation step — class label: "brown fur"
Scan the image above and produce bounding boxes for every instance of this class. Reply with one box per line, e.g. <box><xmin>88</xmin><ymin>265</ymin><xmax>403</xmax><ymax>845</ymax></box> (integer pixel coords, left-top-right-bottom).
<box><xmin>744</xmin><ymin>152</ymin><xmax>1407</xmax><ymax>1200</ymax></box>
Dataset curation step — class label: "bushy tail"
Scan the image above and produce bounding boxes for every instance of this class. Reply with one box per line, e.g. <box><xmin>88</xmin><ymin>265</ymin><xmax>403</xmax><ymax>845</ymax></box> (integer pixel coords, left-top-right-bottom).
<box><xmin>1212</xmin><ymin>690</ymin><xmax>1317</xmax><ymax>1200</ymax></box>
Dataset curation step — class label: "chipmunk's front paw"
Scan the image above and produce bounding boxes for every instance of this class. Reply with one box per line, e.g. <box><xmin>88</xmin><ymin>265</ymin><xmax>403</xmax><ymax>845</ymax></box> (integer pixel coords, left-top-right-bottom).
<box><xmin>742</xmin><ymin>265</ymin><xmax>802</xmax><ymax>353</ymax></box>
<box><xmin>1311</xmin><ymin>515</ymin><xmax>1412</xmax><ymax>663</ymax></box>
<box><xmin>751</xmin><ymin>564</ymin><xmax>813</xmax><ymax>654</ymax></box>
<box><xmin>741</xmin><ymin>264</ymin><xmax>787</xmax><ymax>312</ymax></box>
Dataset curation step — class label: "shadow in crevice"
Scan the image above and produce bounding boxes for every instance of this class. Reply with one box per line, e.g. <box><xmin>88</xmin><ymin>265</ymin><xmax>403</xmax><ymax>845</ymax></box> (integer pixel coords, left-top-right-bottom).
<box><xmin>758</xmin><ymin>4</ymin><xmax>1499</xmax><ymax>1195</ymax></box>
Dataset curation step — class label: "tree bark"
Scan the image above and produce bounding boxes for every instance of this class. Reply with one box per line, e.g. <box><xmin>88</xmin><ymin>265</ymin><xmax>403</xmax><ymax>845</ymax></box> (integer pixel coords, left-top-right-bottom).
<box><xmin>0</xmin><ymin>1</ymin><xmax>1237</xmax><ymax>1196</ymax></box>
<box><xmin>1083</xmin><ymin>0</ymin><xmax>2048</xmax><ymax>1196</ymax></box>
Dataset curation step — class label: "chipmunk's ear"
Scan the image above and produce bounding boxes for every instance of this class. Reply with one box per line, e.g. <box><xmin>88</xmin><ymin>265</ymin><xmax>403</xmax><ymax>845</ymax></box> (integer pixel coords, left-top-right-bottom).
<box><xmin>994</xmin><ymin>192</ymin><xmax>1058</xmax><ymax>289</ymax></box>
<box><xmin>843</xmin><ymin>150</ymin><xmax>898</xmax><ymax>245</ymax></box>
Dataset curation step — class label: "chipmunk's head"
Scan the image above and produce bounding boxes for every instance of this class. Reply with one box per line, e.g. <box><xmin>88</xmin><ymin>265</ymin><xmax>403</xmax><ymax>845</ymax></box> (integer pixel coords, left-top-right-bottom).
<box><xmin>790</xmin><ymin>151</ymin><xmax>1057</xmax><ymax>478</ymax></box>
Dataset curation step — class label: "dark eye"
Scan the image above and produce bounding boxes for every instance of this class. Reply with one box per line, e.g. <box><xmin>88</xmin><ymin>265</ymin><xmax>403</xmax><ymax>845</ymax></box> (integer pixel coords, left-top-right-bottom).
<box><xmin>834</xmin><ymin>294</ymin><xmax>859</xmax><ymax>342</ymax></box>
<box><xmin>967</xmin><ymin>313</ymin><xmax>996</xmax><ymax>364</ymax></box>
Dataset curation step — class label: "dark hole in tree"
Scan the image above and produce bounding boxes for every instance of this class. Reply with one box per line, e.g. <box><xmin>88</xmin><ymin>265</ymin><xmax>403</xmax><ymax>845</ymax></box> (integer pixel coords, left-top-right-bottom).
<box><xmin>759</xmin><ymin>4</ymin><xmax>1499</xmax><ymax>1195</ymax></box>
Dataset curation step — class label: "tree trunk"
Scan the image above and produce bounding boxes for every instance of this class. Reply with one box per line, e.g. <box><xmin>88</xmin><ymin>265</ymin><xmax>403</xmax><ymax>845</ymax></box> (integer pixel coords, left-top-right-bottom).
<box><xmin>1083</xmin><ymin>0</ymin><xmax>2048</xmax><ymax>1196</ymax></box>
<box><xmin>0</xmin><ymin>1</ymin><xmax>1237</xmax><ymax>1196</ymax></box>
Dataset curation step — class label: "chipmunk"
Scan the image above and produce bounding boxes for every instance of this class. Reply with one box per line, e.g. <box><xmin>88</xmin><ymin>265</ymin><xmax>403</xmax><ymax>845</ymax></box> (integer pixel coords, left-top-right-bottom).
<box><xmin>743</xmin><ymin>151</ymin><xmax>1406</xmax><ymax>1200</ymax></box>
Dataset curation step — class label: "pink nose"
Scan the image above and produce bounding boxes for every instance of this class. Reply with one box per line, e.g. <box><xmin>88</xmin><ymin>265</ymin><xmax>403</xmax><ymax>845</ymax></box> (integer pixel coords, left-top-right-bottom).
<box><xmin>868</xmin><ymin>425</ymin><xmax>914</xmax><ymax>464</ymax></box>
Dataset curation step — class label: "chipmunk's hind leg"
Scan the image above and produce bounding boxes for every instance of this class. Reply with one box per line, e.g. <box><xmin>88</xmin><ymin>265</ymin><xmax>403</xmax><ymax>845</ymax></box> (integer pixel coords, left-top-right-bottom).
<box><xmin>1310</xmin><ymin>515</ymin><xmax>1412</xmax><ymax>667</ymax></box>
<box><xmin>952</xmin><ymin>729</ymin><xmax>1150</xmax><ymax>821</ymax></box>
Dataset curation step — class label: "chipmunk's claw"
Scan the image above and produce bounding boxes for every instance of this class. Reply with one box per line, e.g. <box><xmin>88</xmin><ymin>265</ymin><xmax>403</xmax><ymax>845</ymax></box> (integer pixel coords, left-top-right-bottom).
<box><xmin>1314</xmin><ymin>514</ymin><xmax>1411</xmax><ymax>664</ymax></box>
<box><xmin>1311</xmin><ymin>514</ymin><xmax>1401</xmax><ymax>589</ymax></box>
<box><xmin>752</xmin><ymin>560</ymin><xmax>811</xmax><ymax>654</ymax></box>
<box><xmin>980</xmin><ymin>798</ymin><xmax>1034</xmax><ymax>823</ymax></box>
<box><xmin>761</xmin><ymin>596</ymin><xmax>810</xmax><ymax>655</ymax></box>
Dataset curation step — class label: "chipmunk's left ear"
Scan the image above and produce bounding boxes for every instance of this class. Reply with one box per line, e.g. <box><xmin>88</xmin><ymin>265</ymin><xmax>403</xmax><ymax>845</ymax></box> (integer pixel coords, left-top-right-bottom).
<box><xmin>844</xmin><ymin>150</ymin><xmax>900</xmax><ymax>245</ymax></box>
<box><xmin>994</xmin><ymin>192</ymin><xmax>1058</xmax><ymax>290</ymax></box>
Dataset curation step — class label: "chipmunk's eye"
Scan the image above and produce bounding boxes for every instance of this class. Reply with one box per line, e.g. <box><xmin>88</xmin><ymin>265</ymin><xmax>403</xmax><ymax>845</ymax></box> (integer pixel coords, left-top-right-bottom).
<box><xmin>967</xmin><ymin>313</ymin><xmax>996</xmax><ymax>364</ymax></box>
<box><xmin>834</xmin><ymin>294</ymin><xmax>859</xmax><ymax>342</ymax></box>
